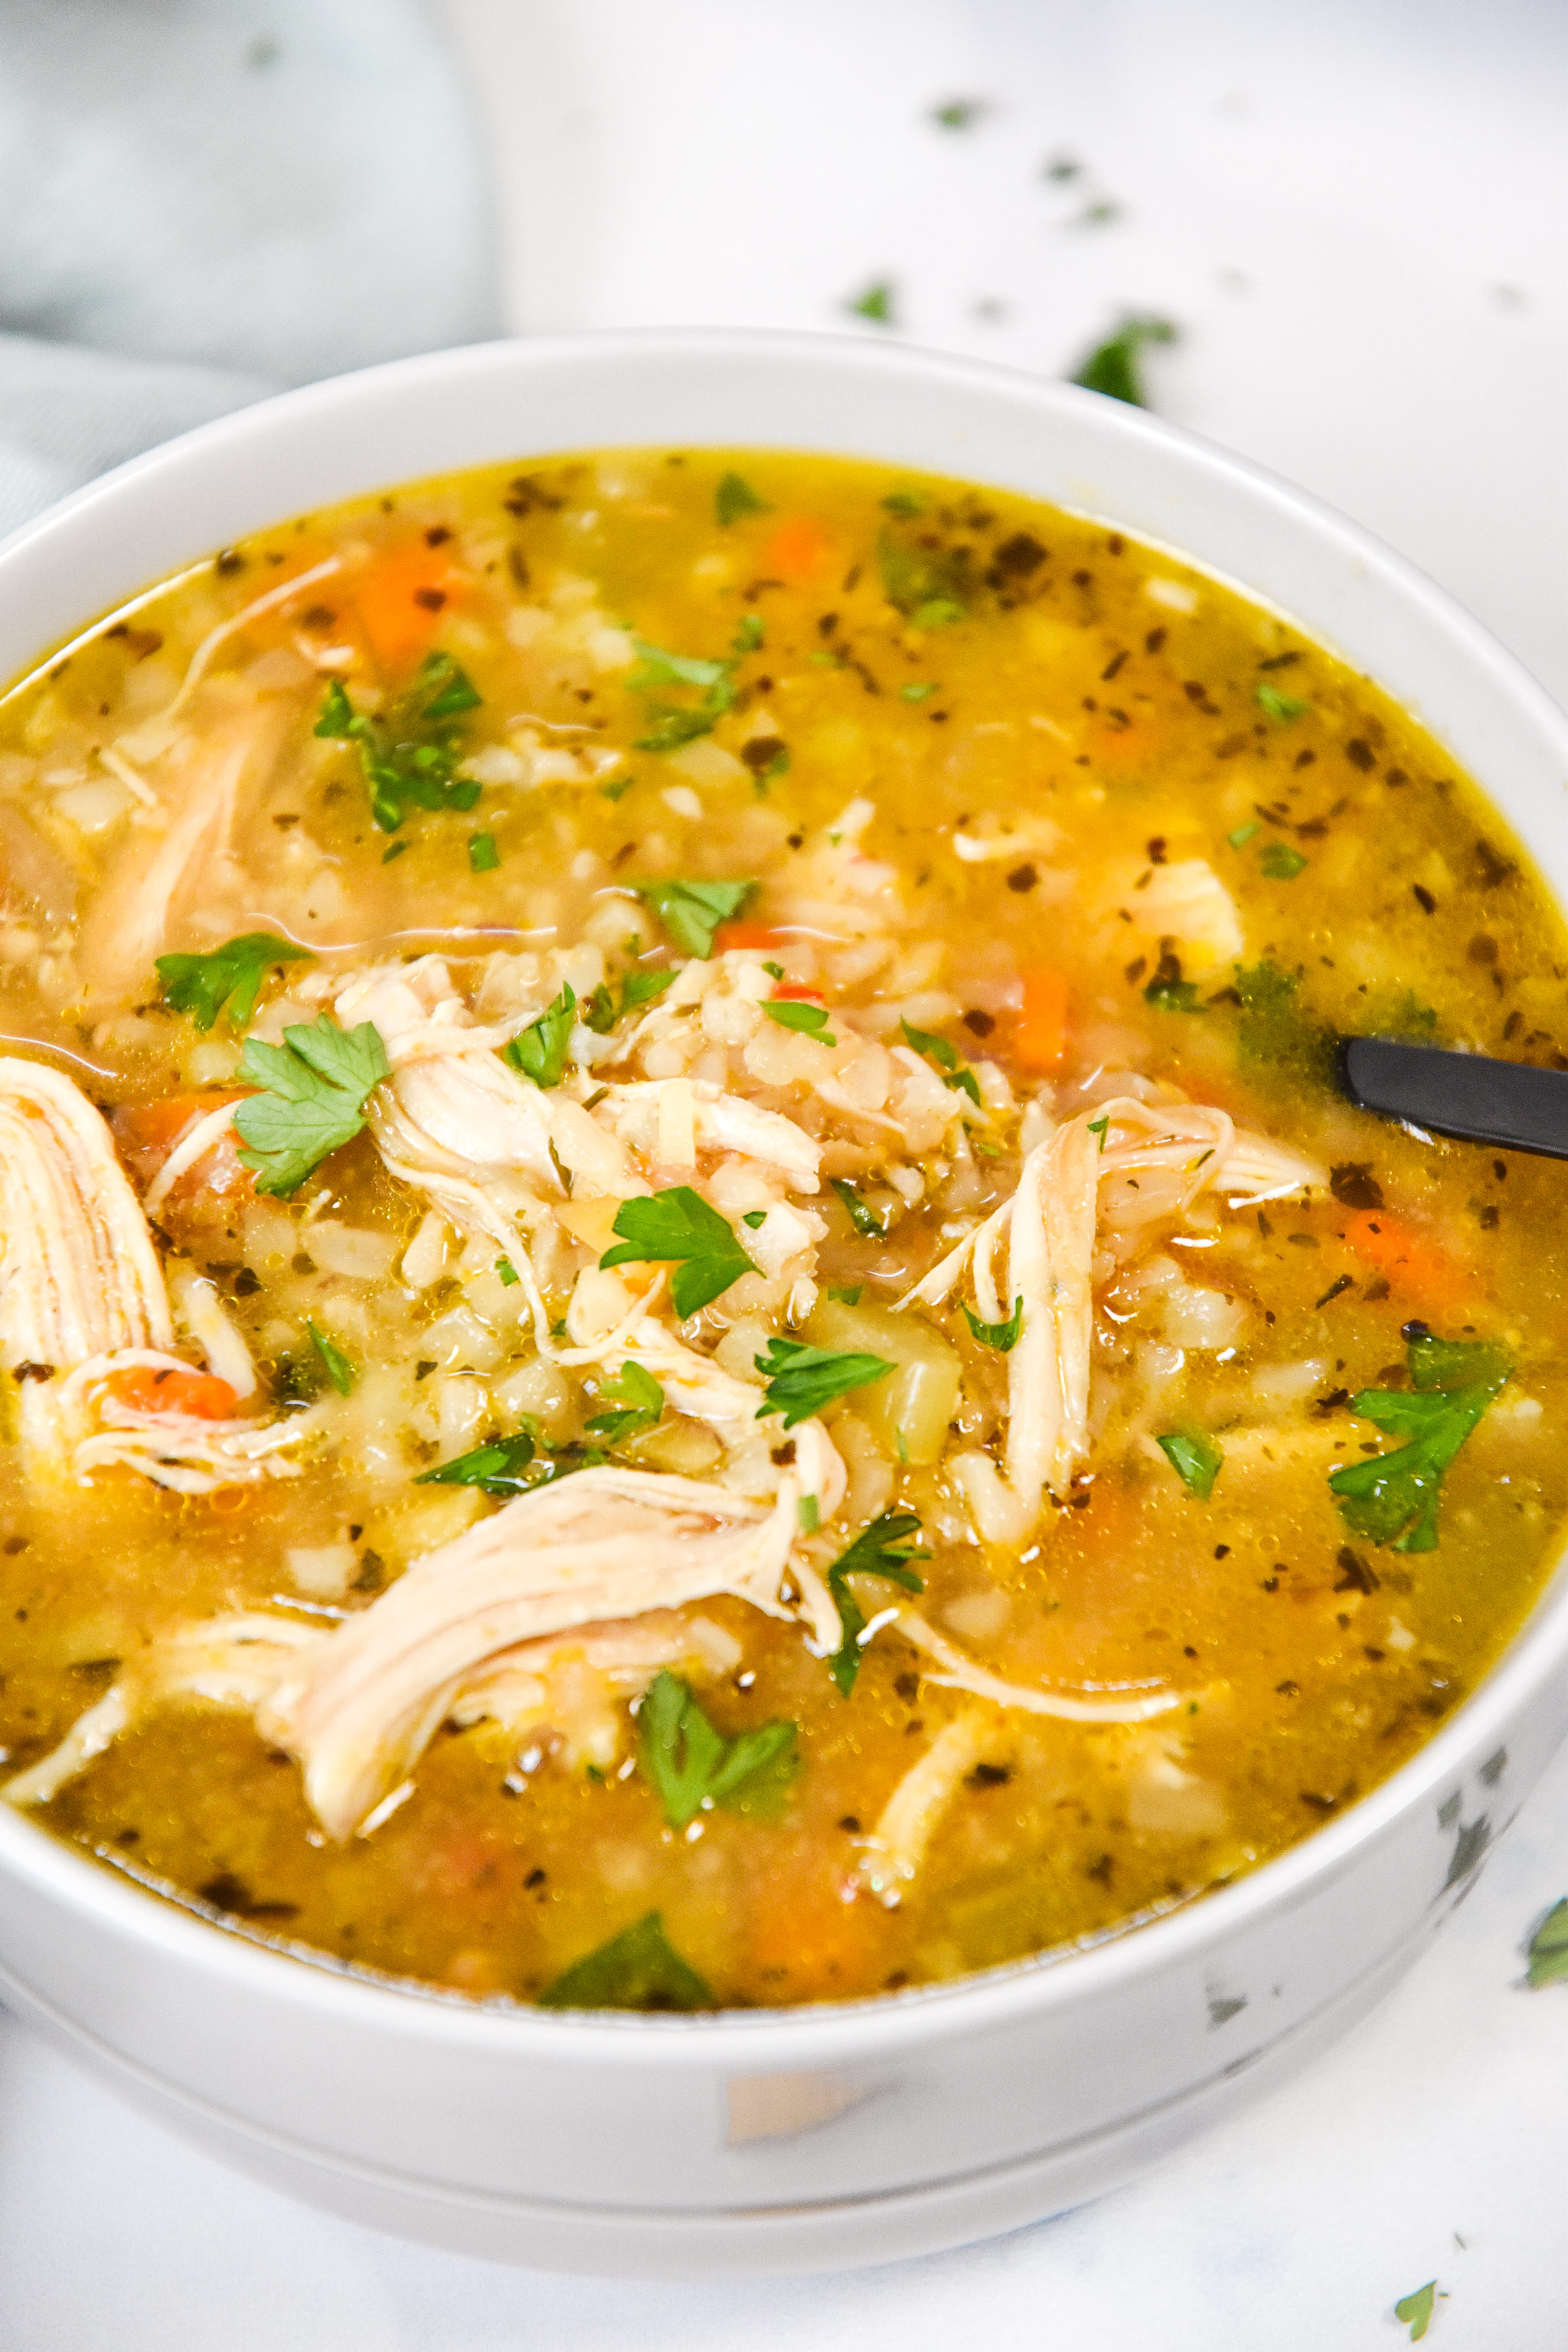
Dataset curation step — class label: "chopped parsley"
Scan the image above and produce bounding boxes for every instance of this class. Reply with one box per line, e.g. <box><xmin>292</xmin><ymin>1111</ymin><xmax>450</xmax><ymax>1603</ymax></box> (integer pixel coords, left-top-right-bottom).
<box><xmin>753</xmin><ymin>1338</ymin><xmax>895</xmax><ymax>1430</ymax></box>
<box><xmin>900</xmin><ymin>1018</ymin><xmax>982</xmax><ymax>1104</ymax></box>
<box><xmin>504</xmin><ymin>982</ymin><xmax>577</xmax><ymax>1089</ymax></box>
<box><xmin>637</xmin><ymin>877</ymin><xmax>755</xmax><ymax>959</ymax></box>
<box><xmin>1393</xmin><ymin>2282</ymin><xmax>1438</xmax><ymax>2342</ymax></box>
<box><xmin>849</xmin><ymin>280</ymin><xmax>897</xmax><ymax>325</ymax></box>
<box><xmin>583</xmin><ymin>965</ymin><xmax>677</xmax><ymax>1034</ymax></box>
<box><xmin>1070</xmin><ymin>314</ymin><xmax>1177</xmax><ymax>408</ymax></box>
<box><xmin>1087</xmin><ymin>1115</ymin><xmax>1110</xmax><ymax>1149</ymax></box>
<box><xmin>307</xmin><ymin>1321</ymin><xmax>355</xmax><ymax>1396</ymax></box>
<box><xmin>881</xmin><ymin>492</ymin><xmax>926</xmax><ymax>518</ymax></box>
<box><xmin>468</xmin><ymin>830</ymin><xmax>499</xmax><ymax>873</ymax></box>
<box><xmin>600</xmin><ymin>1186</ymin><xmax>757</xmax><ymax>1316</ymax></box>
<box><xmin>879</xmin><ymin>530</ymin><xmax>970</xmax><ymax>624</ymax></box>
<box><xmin>234</xmin><ymin>1014</ymin><xmax>390</xmax><ymax>1197</ymax></box>
<box><xmin>538</xmin><ymin>1912</ymin><xmax>712</xmax><ymax>2012</ymax></box>
<box><xmin>1526</xmin><ymin>1896</ymin><xmax>1568</xmax><ymax>1988</ymax></box>
<box><xmin>155</xmin><ymin>931</ymin><xmax>313</xmax><ymax>1032</ymax></box>
<box><xmin>1156</xmin><ymin>1429</ymin><xmax>1223</xmax><ymax>1500</ymax></box>
<box><xmin>932</xmin><ymin>96</ymin><xmax>985</xmax><ymax>129</ymax></box>
<box><xmin>416</xmin><ymin>1426</ymin><xmax>542</xmax><ymax>1496</ymax></box>
<box><xmin>900</xmin><ymin>680</ymin><xmax>939</xmax><ymax>701</ymax></box>
<box><xmin>829</xmin><ymin>1284</ymin><xmax>864</xmax><ymax>1305</ymax></box>
<box><xmin>1144</xmin><ymin>968</ymin><xmax>1205</xmax><ymax>1014</ymax></box>
<box><xmin>825</xmin><ymin>1511</ymin><xmax>929</xmax><ymax>1694</ymax></box>
<box><xmin>1227</xmin><ymin>820</ymin><xmax>1260</xmax><ymax>848</ymax></box>
<box><xmin>715</xmin><ymin>471</ymin><xmax>769</xmax><ymax>527</ymax></box>
<box><xmin>629</xmin><ymin>634</ymin><xmax>743</xmax><ymax>752</ymax></box>
<box><xmin>1233</xmin><ymin>959</ymin><xmax>1334</xmax><ymax>1086</ymax></box>
<box><xmin>313</xmin><ymin>651</ymin><xmax>482</xmax><ymax>835</ymax></box>
<box><xmin>1329</xmin><ymin>1329</ymin><xmax>1511</xmax><ymax>1552</ymax></box>
<box><xmin>1260</xmin><ymin>841</ymin><xmax>1308</xmax><ymax>880</ymax></box>
<box><xmin>1256</xmin><ymin>681</ymin><xmax>1309</xmax><ymax>721</ymax></box>
<box><xmin>763</xmin><ymin>998</ymin><xmax>835</xmax><ymax>1047</ymax></box>
<box><xmin>638</xmin><ymin>1670</ymin><xmax>798</xmax><ymax>1828</ymax></box>
<box><xmin>584</xmin><ymin>1361</ymin><xmax>665</xmax><ymax>1446</ymax></box>
<box><xmin>830</xmin><ymin>1177</ymin><xmax>888</xmax><ymax>1238</ymax></box>
<box><xmin>495</xmin><ymin>1257</ymin><xmax>520</xmax><ymax>1286</ymax></box>
<box><xmin>962</xmin><ymin>1297</ymin><xmax>1024</xmax><ymax>1353</ymax></box>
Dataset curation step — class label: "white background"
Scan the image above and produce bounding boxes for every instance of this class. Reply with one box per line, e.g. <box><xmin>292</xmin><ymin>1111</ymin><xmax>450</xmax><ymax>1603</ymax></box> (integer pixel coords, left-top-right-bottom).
<box><xmin>7</xmin><ymin>2</ymin><xmax>1568</xmax><ymax>2342</ymax></box>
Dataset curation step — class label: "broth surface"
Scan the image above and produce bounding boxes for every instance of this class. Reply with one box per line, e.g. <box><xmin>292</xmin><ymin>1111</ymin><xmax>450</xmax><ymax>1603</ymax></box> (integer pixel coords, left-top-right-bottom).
<box><xmin>0</xmin><ymin>448</ymin><xmax>1562</xmax><ymax>2009</ymax></box>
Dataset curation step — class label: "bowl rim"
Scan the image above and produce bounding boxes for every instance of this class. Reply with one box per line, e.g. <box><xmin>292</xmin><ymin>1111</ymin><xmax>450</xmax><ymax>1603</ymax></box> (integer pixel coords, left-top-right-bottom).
<box><xmin>3</xmin><ymin>322</ymin><xmax>1567</xmax><ymax>2070</ymax></box>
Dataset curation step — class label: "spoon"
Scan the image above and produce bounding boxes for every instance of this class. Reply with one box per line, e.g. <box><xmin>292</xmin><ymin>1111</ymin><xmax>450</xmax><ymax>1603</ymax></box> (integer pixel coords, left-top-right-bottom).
<box><xmin>1341</xmin><ymin>1037</ymin><xmax>1568</xmax><ymax>1161</ymax></box>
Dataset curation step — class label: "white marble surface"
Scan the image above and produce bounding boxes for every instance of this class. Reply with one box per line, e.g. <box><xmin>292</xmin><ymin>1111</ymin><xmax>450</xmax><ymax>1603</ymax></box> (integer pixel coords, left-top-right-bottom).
<box><xmin>8</xmin><ymin>1</ymin><xmax>1568</xmax><ymax>2339</ymax></box>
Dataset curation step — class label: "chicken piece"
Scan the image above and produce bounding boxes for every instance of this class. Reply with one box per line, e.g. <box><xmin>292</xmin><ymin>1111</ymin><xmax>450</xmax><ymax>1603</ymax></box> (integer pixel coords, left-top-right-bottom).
<box><xmin>56</xmin><ymin>1350</ymin><xmax>316</xmax><ymax>1493</ymax></box>
<box><xmin>449</xmin><ymin>1611</ymin><xmax>742</xmax><ymax>1772</ymax></box>
<box><xmin>598</xmin><ymin>1079</ymin><xmax>822</xmax><ymax>1192</ymax></box>
<box><xmin>905</xmin><ymin>1095</ymin><xmax>1325</xmax><ymax>1540</ymax></box>
<box><xmin>260</xmin><ymin>1464</ymin><xmax>815</xmax><ymax>1838</ymax></box>
<box><xmin>1117</xmin><ymin>856</ymin><xmax>1243</xmax><ymax>973</ymax></box>
<box><xmin>853</xmin><ymin>1712</ymin><xmax>995</xmax><ymax>1906</ymax></box>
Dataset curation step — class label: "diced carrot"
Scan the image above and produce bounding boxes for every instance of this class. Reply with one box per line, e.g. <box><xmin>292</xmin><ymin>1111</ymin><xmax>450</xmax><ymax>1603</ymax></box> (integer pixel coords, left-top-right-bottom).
<box><xmin>772</xmin><ymin>983</ymin><xmax>826</xmax><ymax>1004</ymax></box>
<box><xmin>761</xmin><ymin>516</ymin><xmax>833</xmax><ymax>582</ymax></box>
<box><xmin>744</xmin><ymin>1854</ymin><xmax>888</xmax><ymax>2000</ymax></box>
<box><xmin>1341</xmin><ymin>1210</ymin><xmax>1468</xmax><ymax>1312</ymax></box>
<box><xmin>114</xmin><ymin>1090</ymin><xmax>253</xmax><ymax>1205</ymax></box>
<box><xmin>713</xmin><ymin>920</ymin><xmax>787</xmax><ymax>954</ymax></box>
<box><xmin>352</xmin><ymin>541</ymin><xmax>461</xmax><ymax>678</ymax></box>
<box><xmin>106</xmin><ymin>1364</ymin><xmax>239</xmax><ymax>1420</ymax></box>
<box><xmin>1014</xmin><ymin>968</ymin><xmax>1070</xmax><ymax>1074</ymax></box>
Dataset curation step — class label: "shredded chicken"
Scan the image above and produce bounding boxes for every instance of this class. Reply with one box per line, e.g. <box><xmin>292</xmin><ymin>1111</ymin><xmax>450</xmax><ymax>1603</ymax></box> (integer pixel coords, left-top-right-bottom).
<box><xmin>853</xmin><ymin>1712</ymin><xmax>995</xmax><ymax>1906</ymax></box>
<box><xmin>57</xmin><ymin>1351</ymin><xmax>315</xmax><ymax>1493</ymax></box>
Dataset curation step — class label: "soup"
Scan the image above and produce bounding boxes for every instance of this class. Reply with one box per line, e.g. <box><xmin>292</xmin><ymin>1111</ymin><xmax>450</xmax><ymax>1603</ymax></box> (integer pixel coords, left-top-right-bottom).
<box><xmin>0</xmin><ymin>449</ymin><xmax>1560</xmax><ymax>2012</ymax></box>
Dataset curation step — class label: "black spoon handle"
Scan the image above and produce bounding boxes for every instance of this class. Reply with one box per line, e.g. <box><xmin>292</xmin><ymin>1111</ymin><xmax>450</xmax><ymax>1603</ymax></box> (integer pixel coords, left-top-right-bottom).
<box><xmin>1341</xmin><ymin>1037</ymin><xmax>1568</xmax><ymax>1161</ymax></box>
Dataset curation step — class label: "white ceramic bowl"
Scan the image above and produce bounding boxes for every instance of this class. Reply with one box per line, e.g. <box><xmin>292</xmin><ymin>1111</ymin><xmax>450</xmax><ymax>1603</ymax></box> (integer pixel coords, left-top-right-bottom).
<box><xmin>2</xmin><ymin>332</ymin><xmax>1567</xmax><ymax>2279</ymax></box>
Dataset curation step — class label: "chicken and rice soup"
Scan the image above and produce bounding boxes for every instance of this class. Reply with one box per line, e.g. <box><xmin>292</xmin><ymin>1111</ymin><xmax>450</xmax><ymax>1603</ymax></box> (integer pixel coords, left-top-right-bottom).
<box><xmin>0</xmin><ymin>449</ymin><xmax>1560</xmax><ymax>2011</ymax></box>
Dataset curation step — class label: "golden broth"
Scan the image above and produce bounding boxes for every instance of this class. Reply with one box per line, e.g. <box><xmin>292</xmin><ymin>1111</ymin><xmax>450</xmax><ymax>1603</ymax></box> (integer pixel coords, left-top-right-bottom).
<box><xmin>0</xmin><ymin>447</ymin><xmax>1563</xmax><ymax>2009</ymax></box>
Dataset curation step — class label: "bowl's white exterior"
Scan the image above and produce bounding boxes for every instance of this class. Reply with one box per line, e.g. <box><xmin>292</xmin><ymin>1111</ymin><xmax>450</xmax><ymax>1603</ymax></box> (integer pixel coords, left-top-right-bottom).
<box><xmin>2</xmin><ymin>332</ymin><xmax>1566</xmax><ymax>2278</ymax></box>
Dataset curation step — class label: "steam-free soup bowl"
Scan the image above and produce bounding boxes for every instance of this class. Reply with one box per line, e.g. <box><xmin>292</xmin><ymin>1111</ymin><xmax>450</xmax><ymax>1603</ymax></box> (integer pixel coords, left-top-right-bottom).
<box><xmin>1</xmin><ymin>331</ymin><xmax>1566</xmax><ymax>2278</ymax></box>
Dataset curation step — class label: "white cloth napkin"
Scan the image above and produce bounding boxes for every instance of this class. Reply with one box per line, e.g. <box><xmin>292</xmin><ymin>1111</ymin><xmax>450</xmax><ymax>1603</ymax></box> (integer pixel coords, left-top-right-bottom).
<box><xmin>0</xmin><ymin>0</ymin><xmax>498</xmax><ymax>537</ymax></box>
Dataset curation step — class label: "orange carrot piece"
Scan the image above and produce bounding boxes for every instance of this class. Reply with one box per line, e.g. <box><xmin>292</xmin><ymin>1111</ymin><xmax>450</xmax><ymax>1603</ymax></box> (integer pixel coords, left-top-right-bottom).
<box><xmin>761</xmin><ymin>516</ymin><xmax>833</xmax><ymax>581</ymax></box>
<box><xmin>771</xmin><ymin>982</ymin><xmax>826</xmax><ymax>1004</ymax></box>
<box><xmin>713</xmin><ymin>920</ymin><xmax>787</xmax><ymax>954</ymax></box>
<box><xmin>1341</xmin><ymin>1210</ymin><xmax>1468</xmax><ymax>1312</ymax></box>
<box><xmin>116</xmin><ymin>1089</ymin><xmax>247</xmax><ymax>1155</ymax></box>
<box><xmin>106</xmin><ymin>1364</ymin><xmax>239</xmax><ymax>1420</ymax></box>
<box><xmin>1014</xmin><ymin>968</ymin><xmax>1070</xmax><ymax>1074</ymax></box>
<box><xmin>353</xmin><ymin>542</ymin><xmax>459</xmax><ymax>678</ymax></box>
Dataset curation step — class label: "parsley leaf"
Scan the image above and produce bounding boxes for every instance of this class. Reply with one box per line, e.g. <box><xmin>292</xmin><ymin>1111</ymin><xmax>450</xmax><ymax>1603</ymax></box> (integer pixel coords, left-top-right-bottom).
<box><xmin>1070</xmin><ymin>313</ymin><xmax>1177</xmax><ymax>408</ymax></box>
<box><xmin>882</xmin><ymin>492</ymin><xmax>926</xmax><ymax>518</ymax></box>
<box><xmin>715</xmin><ymin>471</ymin><xmax>769</xmax><ymax>527</ymax></box>
<box><xmin>1527</xmin><ymin>1896</ymin><xmax>1568</xmax><ymax>1988</ymax></box>
<box><xmin>600</xmin><ymin>1186</ymin><xmax>757</xmax><ymax>1317</ymax></box>
<box><xmin>584</xmin><ymin>1360</ymin><xmax>665</xmax><ymax>1446</ymax></box>
<box><xmin>638</xmin><ymin>877</ymin><xmax>755</xmax><ymax>959</ymax></box>
<box><xmin>1233</xmin><ymin>959</ymin><xmax>1334</xmax><ymax>1086</ymax></box>
<box><xmin>538</xmin><ymin>1911</ymin><xmax>713</xmax><ymax>2012</ymax></box>
<box><xmin>1260</xmin><ymin>841</ymin><xmax>1308</xmax><ymax>880</ymax></box>
<box><xmin>314</xmin><ymin>652</ymin><xmax>482</xmax><ymax>835</ymax></box>
<box><xmin>468</xmin><ymin>830</ymin><xmax>499</xmax><ymax>873</ymax></box>
<box><xmin>830</xmin><ymin>1176</ymin><xmax>888</xmax><ymax>1238</ymax></box>
<box><xmin>1393</xmin><ymin>2282</ymin><xmax>1438</xmax><ymax>2341</ymax></box>
<box><xmin>504</xmin><ymin>982</ymin><xmax>576</xmax><ymax>1089</ymax></box>
<box><xmin>234</xmin><ymin>1015</ymin><xmax>390</xmax><ymax>1197</ymax></box>
<box><xmin>629</xmin><ymin>635</ymin><xmax>740</xmax><ymax>752</ymax></box>
<box><xmin>307</xmin><ymin>1321</ymin><xmax>355</xmax><ymax>1396</ymax></box>
<box><xmin>901</xmin><ymin>680</ymin><xmax>939</xmax><ymax>701</ymax></box>
<box><xmin>417</xmin><ymin>1426</ymin><xmax>538</xmax><ymax>1495</ymax></box>
<box><xmin>1329</xmin><ymin>1329</ymin><xmax>1510</xmax><ymax>1551</ymax></box>
<box><xmin>900</xmin><ymin>1018</ymin><xmax>982</xmax><ymax>1105</ymax></box>
<box><xmin>1256</xmin><ymin>681</ymin><xmax>1309</xmax><ymax>721</ymax></box>
<box><xmin>1087</xmin><ymin>1114</ymin><xmax>1110</xmax><ymax>1149</ymax></box>
<box><xmin>638</xmin><ymin>1670</ymin><xmax>798</xmax><ymax>1828</ymax></box>
<box><xmin>1156</xmin><ymin>1429</ymin><xmax>1223</xmax><ymax>1500</ymax></box>
<box><xmin>763</xmin><ymin>998</ymin><xmax>835</xmax><ymax>1047</ymax></box>
<box><xmin>849</xmin><ymin>280</ymin><xmax>897</xmax><ymax>325</ymax></box>
<box><xmin>962</xmin><ymin>1297</ymin><xmax>1024</xmax><ymax>1353</ymax></box>
<box><xmin>583</xmin><ymin>966</ymin><xmax>677</xmax><ymax>1034</ymax></box>
<box><xmin>495</xmin><ymin>1257</ymin><xmax>520</xmax><ymax>1285</ymax></box>
<box><xmin>753</xmin><ymin>1338</ymin><xmax>895</xmax><ymax>1430</ymax></box>
<box><xmin>1227</xmin><ymin>820</ymin><xmax>1260</xmax><ymax>848</ymax></box>
<box><xmin>156</xmin><ymin>932</ymin><xmax>314</xmax><ymax>1033</ymax></box>
<box><xmin>879</xmin><ymin>530</ymin><xmax>970</xmax><ymax>622</ymax></box>
<box><xmin>825</xmin><ymin>1511</ymin><xmax>929</xmax><ymax>1694</ymax></box>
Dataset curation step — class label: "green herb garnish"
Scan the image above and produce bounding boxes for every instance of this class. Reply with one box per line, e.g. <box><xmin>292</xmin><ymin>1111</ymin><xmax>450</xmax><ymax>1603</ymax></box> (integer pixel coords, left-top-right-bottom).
<box><xmin>416</xmin><ymin>1425</ymin><xmax>541</xmax><ymax>1496</ymax></box>
<box><xmin>504</xmin><ymin>982</ymin><xmax>577</xmax><ymax>1089</ymax></box>
<box><xmin>155</xmin><ymin>932</ymin><xmax>314</xmax><ymax>1033</ymax></box>
<box><xmin>495</xmin><ymin>1257</ymin><xmax>520</xmax><ymax>1286</ymax></box>
<box><xmin>753</xmin><ymin>1338</ymin><xmax>895</xmax><ymax>1430</ymax></box>
<box><xmin>829</xmin><ymin>1284</ymin><xmax>864</xmax><ymax>1305</ymax></box>
<box><xmin>1227</xmin><ymin>820</ymin><xmax>1260</xmax><ymax>848</ymax></box>
<box><xmin>825</xmin><ymin>1511</ymin><xmax>929</xmax><ymax>1694</ymax></box>
<box><xmin>1233</xmin><ymin>959</ymin><xmax>1334</xmax><ymax>1086</ymax></box>
<box><xmin>584</xmin><ymin>1361</ymin><xmax>665</xmax><ymax>1446</ymax></box>
<box><xmin>1393</xmin><ymin>2282</ymin><xmax>1438</xmax><ymax>2342</ymax></box>
<box><xmin>1070</xmin><ymin>313</ymin><xmax>1177</xmax><ymax>408</ymax></box>
<box><xmin>1156</xmin><ymin>1429</ymin><xmax>1223</xmax><ymax>1500</ymax></box>
<box><xmin>900</xmin><ymin>680</ymin><xmax>939</xmax><ymax>701</ymax></box>
<box><xmin>584</xmin><ymin>966</ymin><xmax>678</xmax><ymax>1033</ymax></box>
<box><xmin>1260</xmin><ymin>841</ymin><xmax>1308</xmax><ymax>880</ymax></box>
<box><xmin>313</xmin><ymin>652</ymin><xmax>482</xmax><ymax>835</ymax></box>
<box><xmin>900</xmin><ymin>1018</ymin><xmax>982</xmax><ymax>1105</ymax></box>
<box><xmin>763</xmin><ymin>998</ymin><xmax>835</xmax><ymax>1047</ymax></box>
<box><xmin>962</xmin><ymin>1297</ymin><xmax>1024</xmax><ymax>1353</ymax></box>
<box><xmin>879</xmin><ymin>531</ymin><xmax>969</xmax><ymax>624</ymax></box>
<box><xmin>629</xmin><ymin>635</ymin><xmax>742</xmax><ymax>752</ymax></box>
<box><xmin>1328</xmin><ymin>1329</ymin><xmax>1511</xmax><ymax>1552</ymax></box>
<box><xmin>637</xmin><ymin>878</ymin><xmax>755</xmax><ymax>959</ymax></box>
<box><xmin>234</xmin><ymin>1014</ymin><xmax>390</xmax><ymax>1197</ymax></box>
<box><xmin>600</xmin><ymin>1186</ymin><xmax>757</xmax><ymax>1316</ymax></box>
<box><xmin>638</xmin><ymin>1670</ymin><xmax>798</xmax><ymax>1828</ymax></box>
<box><xmin>932</xmin><ymin>97</ymin><xmax>985</xmax><ymax>129</ymax></box>
<box><xmin>830</xmin><ymin>1177</ymin><xmax>887</xmax><ymax>1238</ymax></box>
<box><xmin>468</xmin><ymin>830</ymin><xmax>499</xmax><ymax>873</ymax></box>
<box><xmin>1144</xmin><ymin>972</ymin><xmax>1204</xmax><ymax>1014</ymax></box>
<box><xmin>538</xmin><ymin>1912</ymin><xmax>713</xmax><ymax>2012</ymax></box>
<box><xmin>1256</xmin><ymin>681</ymin><xmax>1309</xmax><ymax>721</ymax></box>
<box><xmin>1527</xmin><ymin>1897</ymin><xmax>1568</xmax><ymax>1988</ymax></box>
<box><xmin>849</xmin><ymin>280</ymin><xmax>897</xmax><ymax>325</ymax></box>
<box><xmin>1087</xmin><ymin>1114</ymin><xmax>1109</xmax><ymax>1149</ymax></box>
<box><xmin>882</xmin><ymin>492</ymin><xmax>926</xmax><ymax>518</ymax></box>
<box><xmin>715</xmin><ymin>471</ymin><xmax>769</xmax><ymax>527</ymax></box>
<box><xmin>307</xmin><ymin>1321</ymin><xmax>355</xmax><ymax>1396</ymax></box>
